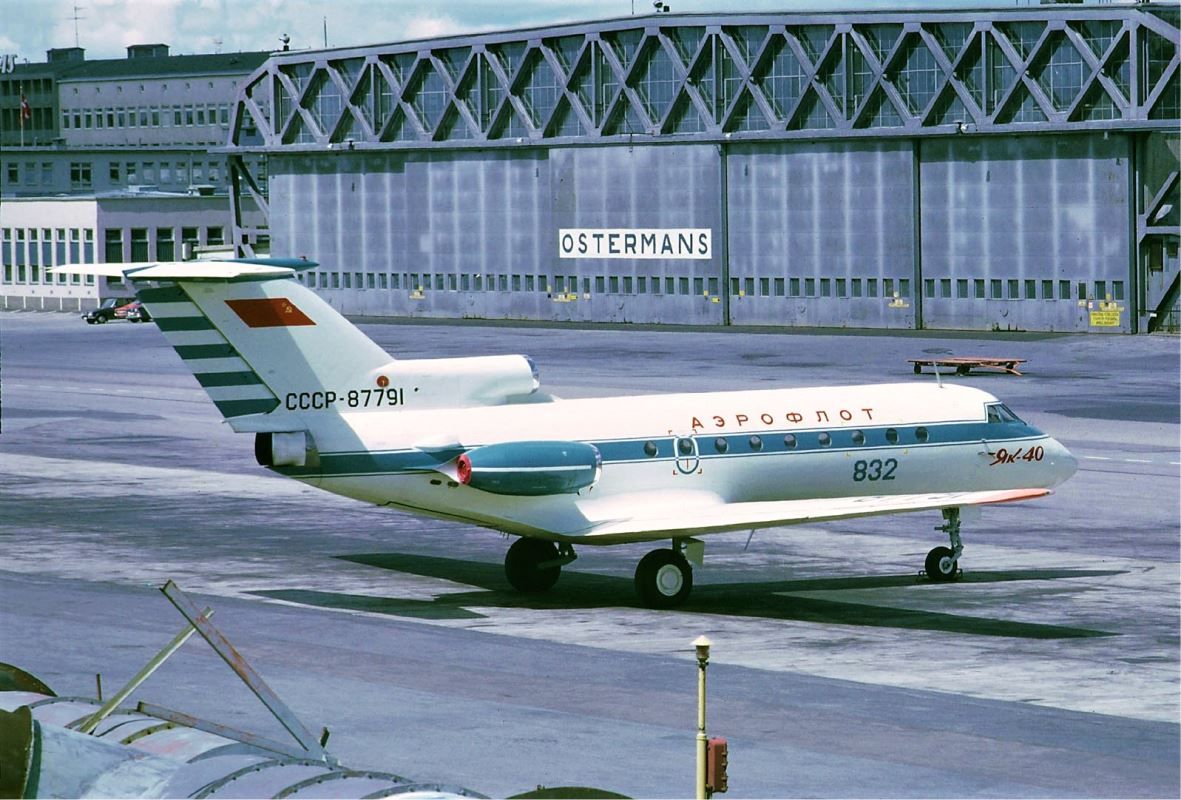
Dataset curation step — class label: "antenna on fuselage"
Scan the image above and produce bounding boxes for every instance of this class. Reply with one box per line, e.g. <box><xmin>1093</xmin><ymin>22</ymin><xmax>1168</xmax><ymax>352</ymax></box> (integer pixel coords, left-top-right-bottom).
<box><xmin>934</xmin><ymin>364</ymin><xmax>943</xmax><ymax>388</ymax></box>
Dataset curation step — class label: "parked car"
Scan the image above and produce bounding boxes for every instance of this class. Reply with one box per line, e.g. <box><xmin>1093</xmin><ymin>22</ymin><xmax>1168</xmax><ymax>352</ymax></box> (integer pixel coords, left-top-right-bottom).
<box><xmin>83</xmin><ymin>297</ymin><xmax>135</xmax><ymax>324</ymax></box>
<box><xmin>124</xmin><ymin>301</ymin><xmax>152</xmax><ymax>323</ymax></box>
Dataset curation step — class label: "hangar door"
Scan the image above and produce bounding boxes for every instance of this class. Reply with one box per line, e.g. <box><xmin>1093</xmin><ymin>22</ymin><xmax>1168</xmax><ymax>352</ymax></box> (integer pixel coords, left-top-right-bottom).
<box><xmin>920</xmin><ymin>133</ymin><xmax>1131</xmax><ymax>333</ymax></box>
<box><xmin>726</xmin><ymin>141</ymin><xmax>917</xmax><ymax>329</ymax></box>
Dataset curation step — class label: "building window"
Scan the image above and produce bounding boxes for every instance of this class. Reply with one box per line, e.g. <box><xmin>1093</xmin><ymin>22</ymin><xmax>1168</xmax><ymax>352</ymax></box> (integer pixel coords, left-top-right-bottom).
<box><xmin>104</xmin><ymin>228</ymin><xmax>124</xmax><ymax>262</ymax></box>
<box><xmin>109</xmin><ymin>162</ymin><xmax>121</xmax><ymax>182</ymax></box>
<box><xmin>206</xmin><ymin>227</ymin><xmax>224</xmax><ymax>246</ymax></box>
<box><xmin>69</xmin><ymin>161</ymin><xmax>92</xmax><ymax>189</ymax></box>
<box><xmin>130</xmin><ymin>228</ymin><xmax>149</xmax><ymax>261</ymax></box>
<box><xmin>181</xmin><ymin>226</ymin><xmax>199</xmax><ymax>255</ymax></box>
<box><xmin>154</xmin><ymin>225</ymin><xmax>172</xmax><ymax>259</ymax></box>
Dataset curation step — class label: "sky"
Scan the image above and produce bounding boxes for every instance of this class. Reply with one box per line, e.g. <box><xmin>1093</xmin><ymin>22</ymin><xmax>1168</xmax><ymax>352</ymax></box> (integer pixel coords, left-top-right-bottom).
<box><xmin>0</xmin><ymin>0</ymin><xmax>1040</xmax><ymax>62</ymax></box>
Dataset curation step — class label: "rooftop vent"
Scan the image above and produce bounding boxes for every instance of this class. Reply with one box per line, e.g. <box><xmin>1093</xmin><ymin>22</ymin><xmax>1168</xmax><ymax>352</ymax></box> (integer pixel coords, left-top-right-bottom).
<box><xmin>47</xmin><ymin>47</ymin><xmax>85</xmax><ymax>63</ymax></box>
<box><xmin>127</xmin><ymin>43</ymin><xmax>169</xmax><ymax>59</ymax></box>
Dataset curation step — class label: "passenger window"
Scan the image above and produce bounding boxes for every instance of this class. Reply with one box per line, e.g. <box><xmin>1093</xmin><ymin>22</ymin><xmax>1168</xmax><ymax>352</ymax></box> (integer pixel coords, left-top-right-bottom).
<box><xmin>851</xmin><ymin>430</ymin><xmax>865</xmax><ymax>445</ymax></box>
<box><xmin>714</xmin><ymin>438</ymin><xmax>728</xmax><ymax>454</ymax></box>
<box><xmin>885</xmin><ymin>428</ymin><xmax>898</xmax><ymax>444</ymax></box>
<box><xmin>784</xmin><ymin>434</ymin><xmax>797</xmax><ymax>449</ymax></box>
<box><xmin>818</xmin><ymin>432</ymin><xmax>832</xmax><ymax>447</ymax></box>
<box><xmin>915</xmin><ymin>427</ymin><xmax>929</xmax><ymax>443</ymax></box>
<box><xmin>748</xmin><ymin>436</ymin><xmax>763</xmax><ymax>451</ymax></box>
<box><xmin>643</xmin><ymin>441</ymin><xmax>658</xmax><ymax>457</ymax></box>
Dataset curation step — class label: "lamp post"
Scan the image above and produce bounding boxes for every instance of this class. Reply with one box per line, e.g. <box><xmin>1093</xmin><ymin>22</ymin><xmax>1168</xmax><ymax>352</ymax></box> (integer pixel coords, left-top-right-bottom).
<box><xmin>694</xmin><ymin>635</ymin><xmax>711</xmax><ymax>800</ymax></box>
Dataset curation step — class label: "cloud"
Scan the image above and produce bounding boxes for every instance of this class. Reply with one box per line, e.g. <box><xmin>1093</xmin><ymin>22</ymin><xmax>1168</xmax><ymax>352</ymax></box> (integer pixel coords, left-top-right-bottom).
<box><xmin>403</xmin><ymin>14</ymin><xmax>465</xmax><ymax>41</ymax></box>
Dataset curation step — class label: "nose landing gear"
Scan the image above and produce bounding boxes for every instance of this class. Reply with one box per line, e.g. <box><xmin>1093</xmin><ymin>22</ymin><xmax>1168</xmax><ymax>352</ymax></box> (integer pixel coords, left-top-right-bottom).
<box><xmin>925</xmin><ymin>507</ymin><xmax>963</xmax><ymax>582</ymax></box>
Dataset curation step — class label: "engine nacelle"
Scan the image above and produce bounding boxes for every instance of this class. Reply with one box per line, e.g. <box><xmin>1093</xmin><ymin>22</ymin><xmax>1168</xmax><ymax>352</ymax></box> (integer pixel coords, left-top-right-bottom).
<box><xmin>371</xmin><ymin>355</ymin><xmax>540</xmax><ymax>408</ymax></box>
<box><xmin>254</xmin><ymin>431</ymin><xmax>314</xmax><ymax>467</ymax></box>
<box><xmin>456</xmin><ymin>441</ymin><xmax>601</xmax><ymax>496</ymax></box>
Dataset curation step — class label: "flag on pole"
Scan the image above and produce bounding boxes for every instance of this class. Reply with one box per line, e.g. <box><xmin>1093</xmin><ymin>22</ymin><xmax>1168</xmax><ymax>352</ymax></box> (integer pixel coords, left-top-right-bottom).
<box><xmin>20</xmin><ymin>93</ymin><xmax>31</xmax><ymax>123</ymax></box>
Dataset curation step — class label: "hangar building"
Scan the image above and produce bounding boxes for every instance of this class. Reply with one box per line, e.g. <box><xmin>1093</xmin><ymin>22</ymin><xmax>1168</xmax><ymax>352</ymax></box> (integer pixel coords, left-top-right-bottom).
<box><xmin>223</xmin><ymin>4</ymin><xmax>1180</xmax><ymax>333</ymax></box>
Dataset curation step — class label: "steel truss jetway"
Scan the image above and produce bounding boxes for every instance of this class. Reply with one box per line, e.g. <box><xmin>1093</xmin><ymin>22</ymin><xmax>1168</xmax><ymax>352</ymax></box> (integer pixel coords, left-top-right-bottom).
<box><xmin>223</xmin><ymin>6</ymin><xmax>1180</xmax><ymax>333</ymax></box>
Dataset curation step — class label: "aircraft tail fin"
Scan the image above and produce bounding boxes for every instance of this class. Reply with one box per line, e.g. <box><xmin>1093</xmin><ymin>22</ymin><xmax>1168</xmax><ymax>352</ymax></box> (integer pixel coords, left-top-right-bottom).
<box><xmin>139</xmin><ymin>274</ymin><xmax>393</xmax><ymax>422</ymax></box>
<box><xmin>52</xmin><ymin>259</ymin><xmax>543</xmax><ymax>426</ymax></box>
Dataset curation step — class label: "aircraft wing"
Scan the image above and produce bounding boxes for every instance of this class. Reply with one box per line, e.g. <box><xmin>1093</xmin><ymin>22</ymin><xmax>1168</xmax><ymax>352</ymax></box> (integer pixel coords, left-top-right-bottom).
<box><xmin>576</xmin><ymin>488</ymin><xmax>1049</xmax><ymax>543</ymax></box>
<box><xmin>50</xmin><ymin>258</ymin><xmax>317</xmax><ymax>282</ymax></box>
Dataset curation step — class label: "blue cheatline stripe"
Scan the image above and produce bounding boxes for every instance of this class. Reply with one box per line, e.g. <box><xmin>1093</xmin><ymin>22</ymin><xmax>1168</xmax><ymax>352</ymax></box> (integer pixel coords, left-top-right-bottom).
<box><xmin>272</xmin><ymin>422</ymin><xmax>1045</xmax><ymax>479</ymax></box>
<box><xmin>214</xmin><ymin>398</ymin><xmax>279</xmax><ymax>417</ymax></box>
<box><xmin>195</xmin><ymin>371</ymin><xmax>265</xmax><ymax>388</ymax></box>
<box><xmin>176</xmin><ymin>343</ymin><xmax>237</xmax><ymax>360</ymax></box>
<box><xmin>156</xmin><ymin>316</ymin><xmax>216</xmax><ymax>332</ymax></box>
<box><xmin>137</xmin><ymin>285</ymin><xmax>187</xmax><ymax>303</ymax></box>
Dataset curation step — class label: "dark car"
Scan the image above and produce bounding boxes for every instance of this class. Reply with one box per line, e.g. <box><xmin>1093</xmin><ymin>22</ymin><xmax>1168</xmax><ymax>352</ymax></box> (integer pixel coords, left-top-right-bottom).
<box><xmin>124</xmin><ymin>301</ymin><xmax>152</xmax><ymax>323</ymax></box>
<box><xmin>83</xmin><ymin>297</ymin><xmax>135</xmax><ymax>324</ymax></box>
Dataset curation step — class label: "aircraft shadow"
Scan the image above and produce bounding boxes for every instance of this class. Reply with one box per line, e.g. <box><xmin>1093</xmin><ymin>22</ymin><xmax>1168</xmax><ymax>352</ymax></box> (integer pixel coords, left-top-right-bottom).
<box><xmin>248</xmin><ymin>553</ymin><xmax>1121</xmax><ymax>639</ymax></box>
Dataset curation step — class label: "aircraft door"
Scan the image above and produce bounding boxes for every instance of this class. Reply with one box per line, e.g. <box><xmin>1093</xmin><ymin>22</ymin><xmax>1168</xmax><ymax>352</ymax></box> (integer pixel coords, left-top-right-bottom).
<box><xmin>674</xmin><ymin>435</ymin><xmax>700</xmax><ymax>474</ymax></box>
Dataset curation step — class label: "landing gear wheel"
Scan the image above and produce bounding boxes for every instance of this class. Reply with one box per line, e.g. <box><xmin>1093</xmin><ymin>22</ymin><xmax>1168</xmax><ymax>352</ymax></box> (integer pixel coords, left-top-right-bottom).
<box><xmin>635</xmin><ymin>549</ymin><xmax>693</xmax><ymax>608</ymax></box>
<box><xmin>504</xmin><ymin>538</ymin><xmax>561</xmax><ymax>593</ymax></box>
<box><xmin>925</xmin><ymin>546</ymin><xmax>959</xmax><ymax>582</ymax></box>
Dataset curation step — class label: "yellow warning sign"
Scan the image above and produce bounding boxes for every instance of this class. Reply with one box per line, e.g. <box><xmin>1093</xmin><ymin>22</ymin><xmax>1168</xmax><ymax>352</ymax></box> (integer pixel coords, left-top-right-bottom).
<box><xmin>1089</xmin><ymin>310</ymin><xmax>1121</xmax><ymax>327</ymax></box>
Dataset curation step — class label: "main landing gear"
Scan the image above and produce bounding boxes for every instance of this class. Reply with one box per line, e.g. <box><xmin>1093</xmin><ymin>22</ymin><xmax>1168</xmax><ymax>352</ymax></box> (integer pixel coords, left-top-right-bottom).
<box><xmin>504</xmin><ymin>538</ymin><xmax>576</xmax><ymax>593</ymax></box>
<box><xmin>502</xmin><ymin>537</ymin><xmax>697</xmax><ymax>608</ymax></box>
<box><xmin>634</xmin><ymin>544</ymin><xmax>693</xmax><ymax>609</ymax></box>
<box><xmin>924</xmin><ymin>507</ymin><xmax>964</xmax><ymax>582</ymax></box>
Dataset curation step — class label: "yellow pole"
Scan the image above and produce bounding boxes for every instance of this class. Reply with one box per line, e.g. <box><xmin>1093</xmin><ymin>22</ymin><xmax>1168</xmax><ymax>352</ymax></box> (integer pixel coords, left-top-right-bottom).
<box><xmin>694</xmin><ymin>635</ymin><xmax>712</xmax><ymax>800</ymax></box>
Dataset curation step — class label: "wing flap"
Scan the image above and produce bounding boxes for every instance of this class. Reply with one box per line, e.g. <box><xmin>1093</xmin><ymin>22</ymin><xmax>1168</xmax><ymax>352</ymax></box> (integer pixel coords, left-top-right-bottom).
<box><xmin>577</xmin><ymin>488</ymin><xmax>1050</xmax><ymax>543</ymax></box>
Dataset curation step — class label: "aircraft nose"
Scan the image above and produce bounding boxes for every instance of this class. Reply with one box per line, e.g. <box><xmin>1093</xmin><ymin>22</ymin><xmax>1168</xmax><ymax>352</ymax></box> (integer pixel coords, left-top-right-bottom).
<box><xmin>1045</xmin><ymin>437</ymin><xmax>1078</xmax><ymax>487</ymax></box>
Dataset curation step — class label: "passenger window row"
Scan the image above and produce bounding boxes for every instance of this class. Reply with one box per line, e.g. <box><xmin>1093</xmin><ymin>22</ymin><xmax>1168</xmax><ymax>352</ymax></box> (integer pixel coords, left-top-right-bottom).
<box><xmin>640</xmin><ymin>427</ymin><xmax>932</xmax><ymax>456</ymax></box>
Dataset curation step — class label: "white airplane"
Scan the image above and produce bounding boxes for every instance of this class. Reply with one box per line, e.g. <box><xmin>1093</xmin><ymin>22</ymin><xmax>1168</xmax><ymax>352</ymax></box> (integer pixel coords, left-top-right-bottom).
<box><xmin>56</xmin><ymin>259</ymin><xmax>1077</xmax><ymax>607</ymax></box>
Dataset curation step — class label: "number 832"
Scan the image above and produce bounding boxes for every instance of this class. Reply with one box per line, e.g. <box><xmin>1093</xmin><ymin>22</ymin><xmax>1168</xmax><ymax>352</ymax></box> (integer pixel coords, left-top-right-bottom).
<box><xmin>853</xmin><ymin>458</ymin><xmax>897</xmax><ymax>482</ymax></box>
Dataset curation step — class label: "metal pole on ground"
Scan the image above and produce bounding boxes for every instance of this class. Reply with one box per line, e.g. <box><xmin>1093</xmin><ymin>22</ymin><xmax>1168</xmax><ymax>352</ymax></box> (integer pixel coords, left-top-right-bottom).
<box><xmin>694</xmin><ymin>635</ymin><xmax>712</xmax><ymax>800</ymax></box>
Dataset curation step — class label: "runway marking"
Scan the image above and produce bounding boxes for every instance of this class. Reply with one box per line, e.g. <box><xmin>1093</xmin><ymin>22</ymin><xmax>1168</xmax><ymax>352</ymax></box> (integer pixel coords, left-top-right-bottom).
<box><xmin>1081</xmin><ymin>455</ymin><xmax>1179</xmax><ymax>467</ymax></box>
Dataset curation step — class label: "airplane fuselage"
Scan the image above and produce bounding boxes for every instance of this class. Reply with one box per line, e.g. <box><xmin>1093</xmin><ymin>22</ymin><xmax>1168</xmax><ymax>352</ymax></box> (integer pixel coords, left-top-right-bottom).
<box><xmin>272</xmin><ymin>382</ymin><xmax>1075</xmax><ymax>541</ymax></box>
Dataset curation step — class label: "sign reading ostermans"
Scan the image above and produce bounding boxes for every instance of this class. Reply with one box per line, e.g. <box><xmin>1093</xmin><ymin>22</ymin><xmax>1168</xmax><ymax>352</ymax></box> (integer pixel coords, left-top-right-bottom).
<box><xmin>559</xmin><ymin>228</ymin><xmax>712</xmax><ymax>259</ymax></box>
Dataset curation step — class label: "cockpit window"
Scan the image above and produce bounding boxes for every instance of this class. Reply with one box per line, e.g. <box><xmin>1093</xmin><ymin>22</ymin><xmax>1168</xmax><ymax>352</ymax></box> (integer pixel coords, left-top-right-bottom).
<box><xmin>987</xmin><ymin>403</ymin><xmax>1022</xmax><ymax>423</ymax></box>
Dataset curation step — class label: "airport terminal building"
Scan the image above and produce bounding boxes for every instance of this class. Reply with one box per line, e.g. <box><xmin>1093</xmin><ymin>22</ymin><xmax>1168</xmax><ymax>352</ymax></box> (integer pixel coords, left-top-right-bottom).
<box><xmin>223</xmin><ymin>3</ymin><xmax>1179</xmax><ymax>334</ymax></box>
